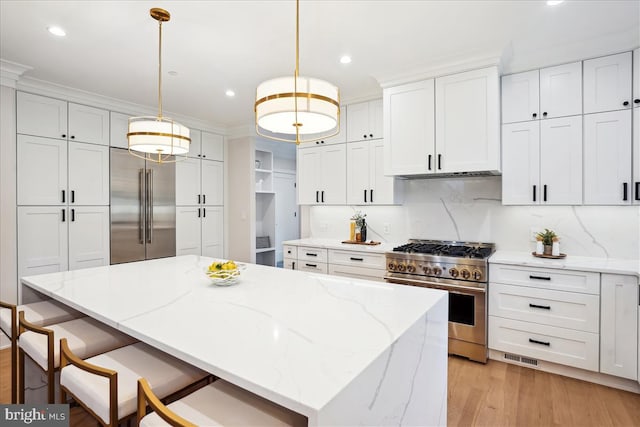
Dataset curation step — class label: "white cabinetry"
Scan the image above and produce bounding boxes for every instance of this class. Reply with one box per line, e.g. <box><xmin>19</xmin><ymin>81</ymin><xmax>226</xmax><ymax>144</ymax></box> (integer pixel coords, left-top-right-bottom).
<box><xmin>347</xmin><ymin>99</ymin><xmax>383</xmax><ymax>142</ymax></box>
<box><xmin>110</xmin><ymin>111</ymin><xmax>129</xmax><ymax>149</ymax></box>
<box><xmin>255</xmin><ymin>150</ymin><xmax>275</xmax><ymax>266</ymax></box>
<box><xmin>67</xmin><ymin>103</ymin><xmax>110</xmax><ymax>145</ymax></box>
<box><xmin>68</xmin><ymin>141</ymin><xmax>110</xmax><ymax>205</ymax></box>
<box><xmin>17</xmin><ymin>92</ymin><xmax>67</xmax><ymax>140</ymax></box>
<box><xmin>202</xmin><ymin>206</ymin><xmax>223</xmax><ymax>258</ymax></box>
<box><xmin>435</xmin><ymin>66</ymin><xmax>500</xmax><ymax>173</ymax></box>
<box><xmin>583</xmin><ymin>110</ymin><xmax>632</xmax><ymax>205</ymax></box>
<box><xmin>176</xmin><ymin>206</ymin><xmax>202</xmax><ymax>256</ymax></box>
<box><xmin>201</xmin><ymin>132</ymin><xmax>224</xmax><ymax>161</ymax></box>
<box><xmin>583</xmin><ymin>52</ymin><xmax>632</xmax><ymax>114</ymax></box>
<box><xmin>347</xmin><ymin>140</ymin><xmax>400</xmax><ymax>205</ymax></box>
<box><xmin>600</xmin><ymin>274</ymin><xmax>638</xmax><ymax>381</ymax></box>
<box><xmin>176</xmin><ymin>158</ymin><xmax>224</xmax><ymax>206</ymax></box>
<box><xmin>634</xmin><ymin>48</ymin><xmax>640</xmax><ymax>204</ymax></box>
<box><xmin>539</xmin><ymin>61</ymin><xmax>582</xmax><ymax>118</ymax></box>
<box><xmin>383</xmin><ymin>79</ymin><xmax>435</xmax><ymax>175</ymax></box>
<box><xmin>67</xmin><ymin>206</ymin><xmax>110</xmax><ymax>270</ymax></box>
<box><xmin>501</xmin><ymin>121</ymin><xmax>540</xmax><ymax>205</ymax></box>
<box><xmin>501</xmin><ymin>70</ymin><xmax>540</xmax><ymax>124</ymax></box>
<box><xmin>297</xmin><ymin>144</ymin><xmax>346</xmax><ymax>205</ymax></box>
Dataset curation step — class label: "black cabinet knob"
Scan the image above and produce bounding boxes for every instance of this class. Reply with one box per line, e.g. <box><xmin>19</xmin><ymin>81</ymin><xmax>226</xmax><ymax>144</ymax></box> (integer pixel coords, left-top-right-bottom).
<box><xmin>634</xmin><ymin>99</ymin><xmax>640</xmax><ymax>104</ymax></box>
<box><xmin>316</xmin><ymin>141</ymin><xmax>319</xmax><ymax>144</ymax></box>
<box><xmin>202</xmin><ymin>155</ymin><xmax>206</xmax><ymax>158</ymax></box>
<box><xmin>532</xmin><ymin>113</ymin><xmax>537</xmax><ymax>118</ymax></box>
<box><xmin>623</xmin><ymin>101</ymin><xmax>629</xmax><ymax>106</ymax></box>
<box><xmin>363</xmin><ymin>134</ymin><xmax>367</xmax><ymax>138</ymax></box>
<box><xmin>62</xmin><ymin>134</ymin><xmax>66</xmax><ymax>138</ymax></box>
<box><xmin>70</xmin><ymin>135</ymin><xmax>75</xmax><ymax>139</ymax></box>
<box><xmin>542</xmin><ymin>112</ymin><xmax>548</xmax><ymax>117</ymax></box>
<box><xmin>321</xmin><ymin>141</ymin><xmax>324</xmax><ymax>144</ymax></box>
<box><xmin>369</xmin><ymin>134</ymin><xmax>373</xmax><ymax>138</ymax></box>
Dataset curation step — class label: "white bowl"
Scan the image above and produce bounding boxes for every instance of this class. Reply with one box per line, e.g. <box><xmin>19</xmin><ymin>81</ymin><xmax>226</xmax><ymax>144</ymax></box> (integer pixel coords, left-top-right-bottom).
<box><xmin>204</xmin><ymin>263</ymin><xmax>243</xmax><ymax>286</ymax></box>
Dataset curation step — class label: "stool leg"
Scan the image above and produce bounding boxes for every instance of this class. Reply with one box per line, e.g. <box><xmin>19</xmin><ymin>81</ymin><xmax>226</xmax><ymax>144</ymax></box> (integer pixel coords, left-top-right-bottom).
<box><xmin>11</xmin><ymin>335</ymin><xmax>17</xmax><ymax>403</ymax></box>
<box><xmin>18</xmin><ymin>347</ymin><xmax>25</xmax><ymax>404</ymax></box>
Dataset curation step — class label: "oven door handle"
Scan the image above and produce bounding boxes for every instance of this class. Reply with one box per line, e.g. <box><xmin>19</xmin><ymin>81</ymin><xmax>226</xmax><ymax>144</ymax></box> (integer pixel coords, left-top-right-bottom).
<box><xmin>385</xmin><ymin>275</ymin><xmax>485</xmax><ymax>293</ymax></box>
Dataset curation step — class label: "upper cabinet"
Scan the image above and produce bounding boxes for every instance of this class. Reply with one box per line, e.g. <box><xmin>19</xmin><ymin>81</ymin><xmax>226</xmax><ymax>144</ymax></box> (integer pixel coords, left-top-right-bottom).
<box><xmin>634</xmin><ymin>48</ymin><xmax>640</xmax><ymax>106</ymax></box>
<box><xmin>347</xmin><ymin>140</ymin><xmax>401</xmax><ymax>205</ymax></box>
<box><xmin>297</xmin><ymin>144</ymin><xmax>346</xmax><ymax>205</ymax></box>
<box><xmin>67</xmin><ymin>103</ymin><xmax>110</xmax><ymax>145</ymax></box>
<box><xmin>347</xmin><ymin>99</ymin><xmax>383</xmax><ymax>142</ymax></box>
<box><xmin>539</xmin><ymin>61</ymin><xmax>582</xmax><ymax>119</ymax></box>
<box><xmin>501</xmin><ymin>70</ymin><xmax>540</xmax><ymax>123</ymax></box>
<box><xmin>187</xmin><ymin>130</ymin><xmax>202</xmax><ymax>159</ymax></box>
<box><xmin>17</xmin><ymin>92</ymin><xmax>68</xmax><ymax>140</ymax></box>
<box><xmin>110</xmin><ymin>111</ymin><xmax>129</xmax><ymax>149</ymax></box>
<box><xmin>435</xmin><ymin>66</ymin><xmax>500</xmax><ymax>173</ymax></box>
<box><xmin>201</xmin><ymin>132</ymin><xmax>224</xmax><ymax>161</ymax></box>
<box><xmin>299</xmin><ymin>106</ymin><xmax>347</xmax><ymax>148</ymax></box>
<box><xmin>583</xmin><ymin>52</ymin><xmax>632</xmax><ymax>114</ymax></box>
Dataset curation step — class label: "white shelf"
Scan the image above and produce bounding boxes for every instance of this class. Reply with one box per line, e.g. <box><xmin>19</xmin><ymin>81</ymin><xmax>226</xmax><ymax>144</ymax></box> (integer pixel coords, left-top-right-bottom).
<box><xmin>256</xmin><ymin>190</ymin><xmax>275</xmax><ymax>195</ymax></box>
<box><xmin>256</xmin><ymin>247</ymin><xmax>276</xmax><ymax>254</ymax></box>
<box><xmin>255</xmin><ymin>168</ymin><xmax>272</xmax><ymax>174</ymax></box>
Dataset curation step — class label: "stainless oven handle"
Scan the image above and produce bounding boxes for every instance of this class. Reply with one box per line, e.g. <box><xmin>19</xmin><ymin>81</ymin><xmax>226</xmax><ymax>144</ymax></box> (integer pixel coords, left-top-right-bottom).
<box><xmin>385</xmin><ymin>275</ymin><xmax>485</xmax><ymax>293</ymax></box>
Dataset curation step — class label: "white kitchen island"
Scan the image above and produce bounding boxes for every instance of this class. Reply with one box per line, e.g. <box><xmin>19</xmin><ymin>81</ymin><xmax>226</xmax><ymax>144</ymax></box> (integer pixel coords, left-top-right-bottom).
<box><xmin>21</xmin><ymin>255</ymin><xmax>448</xmax><ymax>426</ymax></box>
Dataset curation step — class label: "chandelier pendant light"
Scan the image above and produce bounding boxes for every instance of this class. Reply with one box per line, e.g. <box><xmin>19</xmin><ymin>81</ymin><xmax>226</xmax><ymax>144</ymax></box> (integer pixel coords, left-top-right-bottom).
<box><xmin>127</xmin><ymin>7</ymin><xmax>190</xmax><ymax>163</ymax></box>
<box><xmin>254</xmin><ymin>0</ymin><xmax>340</xmax><ymax>145</ymax></box>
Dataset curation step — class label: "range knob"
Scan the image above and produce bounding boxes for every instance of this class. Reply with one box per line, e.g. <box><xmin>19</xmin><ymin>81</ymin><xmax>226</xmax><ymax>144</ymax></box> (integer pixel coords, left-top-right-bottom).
<box><xmin>432</xmin><ymin>266</ymin><xmax>442</xmax><ymax>276</ymax></box>
<box><xmin>422</xmin><ymin>265</ymin><xmax>432</xmax><ymax>275</ymax></box>
<box><xmin>472</xmin><ymin>270</ymin><xmax>483</xmax><ymax>281</ymax></box>
<box><xmin>460</xmin><ymin>268</ymin><xmax>471</xmax><ymax>279</ymax></box>
<box><xmin>407</xmin><ymin>264</ymin><xmax>416</xmax><ymax>273</ymax></box>
<box><xmin>397</xmin><ymin>263</ymin><xmax>406</xmax><ymax>272</ymax></box>
<box><xmin>449</xmin><ymin>268</ymin><xmax>459</xmax><ymax>278</ymax></box>
<box><xmin>388</xmin><ymin>262</ymin><xmax>396</xmax><ymax>271</ymax></box>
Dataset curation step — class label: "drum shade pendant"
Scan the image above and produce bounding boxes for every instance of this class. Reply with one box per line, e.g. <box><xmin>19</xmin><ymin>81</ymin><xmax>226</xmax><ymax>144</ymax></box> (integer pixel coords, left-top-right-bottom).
<box><xmin>254</xmin><ymin>0</ymin><xmax>340</xmax><ymax>145</ymax></box>
<box><xmin>127</xmin><ymin>8</ymin><xmax>190</xmax><ymax>163</ymax></box>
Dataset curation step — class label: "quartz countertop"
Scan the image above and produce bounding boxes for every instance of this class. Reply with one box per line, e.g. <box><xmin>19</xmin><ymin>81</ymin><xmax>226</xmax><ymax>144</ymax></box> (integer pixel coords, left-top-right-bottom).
<box><xmin>283</xmin><ymin>238</ymin><xmax>399</xmax><ymax>254</ymax></box>
<box><xmin>490</xmin><ymin>250</ymin><xmax>640</xmax><ymax>279</ymax></box>
<box><xmin>21</xmin><ymin>255</ymin><xmax>448</xmax><ymax>425</ymax></box>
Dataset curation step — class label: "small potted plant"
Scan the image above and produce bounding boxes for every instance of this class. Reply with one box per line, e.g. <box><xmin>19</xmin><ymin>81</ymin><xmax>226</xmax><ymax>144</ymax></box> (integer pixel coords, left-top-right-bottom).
<box><xmin>351</xmin><ymin>211</ymin><xmax>367</xmax><ymax>242</ymax></box>
<box><xmin>536</xmin><ymin>228</ymin><xmax>557</xmax><ymax>255</ymax></box>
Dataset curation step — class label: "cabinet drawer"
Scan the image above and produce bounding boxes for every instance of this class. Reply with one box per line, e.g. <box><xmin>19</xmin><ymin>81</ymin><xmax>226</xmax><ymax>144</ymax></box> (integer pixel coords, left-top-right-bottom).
<box><xmin>298</xmin><ymin>247</ymin><xmax>328</xmax><ymax>262</ymax></box>
<box><xmin>328</xmin><ymin>250</ymin><xmax>385</xmax><ymax>269</ymax></box>
<box><xmin>489</xmin><ymin>316</ymin><xmax>599</xmax><ymax>371</ymax></box>
<box><xmin>489</xmin><ymin>283</ymin><xmax>599</xmax><ymax>333</ymax></box>
<box><xmin>328</xmin><ymin>264</ymin><xmax>385</xmax><ymax>282</ymax></box>
<box><xmin>489</xmin><ymin>264</ymin><xmax>600</xmax><ymax>295</ymax></box>
<box><xmin>283</xmin><ymin>258</ymin><xmax>296</xmax><ymax>270</ymax></box>
<box><xmin>298</xmin><ymin>261</ymin><xmax>328</xmax><ymax>274</ymax></box>
<box><xmin>283</xmin><ymin>245</ymin><xmax>298</xmax><ymax>259</ymax></box>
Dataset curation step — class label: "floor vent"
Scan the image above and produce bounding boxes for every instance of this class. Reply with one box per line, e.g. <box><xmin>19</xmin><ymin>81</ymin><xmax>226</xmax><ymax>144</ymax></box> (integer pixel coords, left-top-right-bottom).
<box><xmin>504</xmin><ymin>353</ymin><xmax>521</xmax><ymax>362</ymax></box>
<box><xmin>504</xmin><ymin>353</ymin><xmax>539</xmax><ymax>367</ymax></box>
<box><xmin>521</xmin><ymin>357</ymin><xmax>538</xmax><ymax>366</ymax></box>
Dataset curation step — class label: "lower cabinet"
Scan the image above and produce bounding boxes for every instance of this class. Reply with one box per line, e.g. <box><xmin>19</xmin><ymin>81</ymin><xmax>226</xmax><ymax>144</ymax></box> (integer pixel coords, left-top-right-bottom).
<box><xmin>18</xmin><ymin>206</ymin><xmax>110</xmax><ymax>278</ymax></box>
<box><xmin>176</xmin><ymin>206</ymin><xmax>223</xmax><ymax>258</ymax></box>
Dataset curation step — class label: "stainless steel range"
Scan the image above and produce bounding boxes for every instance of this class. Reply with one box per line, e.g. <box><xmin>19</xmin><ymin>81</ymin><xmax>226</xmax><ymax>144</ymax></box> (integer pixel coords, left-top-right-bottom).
<box><xmin>384</xmin><ymin>239</ymin><xmax>495</xmax><ymax>363</ymax></box>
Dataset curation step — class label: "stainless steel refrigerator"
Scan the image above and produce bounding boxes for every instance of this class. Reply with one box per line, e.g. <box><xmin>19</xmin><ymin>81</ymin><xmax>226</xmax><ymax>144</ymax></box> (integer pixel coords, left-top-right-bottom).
<box><xmin>110</xmin><ymin>147</ymin><xmax>176</xmax><ymax>264</ymax></box>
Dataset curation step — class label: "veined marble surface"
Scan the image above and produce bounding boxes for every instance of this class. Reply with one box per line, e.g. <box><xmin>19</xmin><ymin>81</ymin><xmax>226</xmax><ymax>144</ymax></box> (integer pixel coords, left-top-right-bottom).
<box><xmin>22</xmin><ymin>255</ymin><xmax>448</xmax><ymax>426</ymax></box>
<box><xmin>283</xmin><ymin>238</ymin><xmax>399</xmax><ymax>254</ymax></box>
<box><xmin>490</xmin><ymin>250</ymin><xmax>640</xmax><ymax>278</ymax></box>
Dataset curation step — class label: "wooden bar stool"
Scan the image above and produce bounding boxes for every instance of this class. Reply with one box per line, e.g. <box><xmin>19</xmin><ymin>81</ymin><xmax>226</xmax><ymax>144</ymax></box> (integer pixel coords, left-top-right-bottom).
<box><xmin>0</xmin><ymin>299</ymin><xmax>82</xmax><ymax>403</ymax></box>
<box><xmin>137</xmin><ymin>377</ymin><xmax>308</xmax><ymax>427</ymax></box>
<box><xmin>18</xmin><ymin>312</ymin><xmax>138</xmax><ymax>404</ymax></box>
<box><xmin>60</xmin><ymin>339</ymin><xmax>210</xmax><ymax>427</ymax></box>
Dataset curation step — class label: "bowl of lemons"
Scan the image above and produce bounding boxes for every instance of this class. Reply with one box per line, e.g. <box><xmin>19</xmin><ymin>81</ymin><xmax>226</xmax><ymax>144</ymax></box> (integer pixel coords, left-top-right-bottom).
<box><xmin>205</xmin><ymin>260</ymin><xmax>242</xmax><ymax>286</ymax></box>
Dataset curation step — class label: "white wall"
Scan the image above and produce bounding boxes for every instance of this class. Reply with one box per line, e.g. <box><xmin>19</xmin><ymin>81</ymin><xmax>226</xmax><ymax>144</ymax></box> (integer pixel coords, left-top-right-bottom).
<box><xmin>227</xmin><ymin>137</ymin><xmax>256</xmax><ymax>263</ymax></box>
<box><xmin>0</xmin><ymin>85</ymin><xmax>17</xmax><ymax>304</ymax></box>
<box><xmin>305</xmin><ymin>177</ymin><xmax>640</xmax><ymax>260</ymax></box>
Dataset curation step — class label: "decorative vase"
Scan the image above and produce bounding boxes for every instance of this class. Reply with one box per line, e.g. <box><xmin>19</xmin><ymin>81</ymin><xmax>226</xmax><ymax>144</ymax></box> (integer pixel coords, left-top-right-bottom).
<box><xmin>543</xmin><ymin>244</ymin><xmax>552</xmax><ymax>255</ymax></box>
<box><xmin>360</xmin><ymin>222</ymin><xmax>367</xmax><ymax>242</ymax></box>
<box><xmin>349</xmin><ymin>221</ymin><xmax>356</xmax><ymax>241</ymax></box>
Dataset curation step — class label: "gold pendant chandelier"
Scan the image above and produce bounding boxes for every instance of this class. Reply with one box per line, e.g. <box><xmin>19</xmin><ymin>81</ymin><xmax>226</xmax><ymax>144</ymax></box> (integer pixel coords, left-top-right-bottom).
<box><xmin>254</xmin><ymin>0</ymin><xmax>340</xmax><ymax>145</ymax></box>
<box><xmin>127</xmin><ymin>8</ymin><xmax>190</xmax><ymax>163</ymax></box>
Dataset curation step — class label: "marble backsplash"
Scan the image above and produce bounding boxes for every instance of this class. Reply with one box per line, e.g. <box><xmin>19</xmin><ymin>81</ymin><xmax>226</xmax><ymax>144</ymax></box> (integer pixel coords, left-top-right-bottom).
<box><xmin>306</xmin><ymin>176</ymin><xmax>640</xmax><ymax>260</ymax></box>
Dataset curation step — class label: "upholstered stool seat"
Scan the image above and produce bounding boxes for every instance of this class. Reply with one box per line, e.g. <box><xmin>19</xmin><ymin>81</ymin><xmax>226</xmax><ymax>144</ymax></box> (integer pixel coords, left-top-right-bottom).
<box><xmin>138</xmin><ymin>378</ymin><xmax>307</xmax><ymax>427</ymax></box>
<box><xmin>0</xmin><ymin>299</ymin><xmax>82</xmax><ymax>403</ymax></box>
<box><xmin>60</xmin><ymin>341</ymin><xmax>209</xmax><ymax>427</ymax></box>
<box><xmin>18</xmin><ymin>315</ymin><xmax>137</xmax><ymax>403</ymax></box>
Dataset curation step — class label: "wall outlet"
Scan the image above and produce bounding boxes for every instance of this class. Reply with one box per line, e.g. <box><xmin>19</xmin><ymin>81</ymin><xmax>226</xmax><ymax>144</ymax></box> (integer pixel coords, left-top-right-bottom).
<box><xmin>530</xmin><ymin>228</ymin><xmax>540</xmax><ymax>242</ymax></box>
<box><xmin>383</xmin><ymin>223</ymin><xmax>390</xmax><ymax>235</ymax></box>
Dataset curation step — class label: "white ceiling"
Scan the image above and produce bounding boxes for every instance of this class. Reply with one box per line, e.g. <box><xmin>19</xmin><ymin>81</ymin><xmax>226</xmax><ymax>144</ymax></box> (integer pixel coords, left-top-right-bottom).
<box><xmin>1</xmin><ymin>0</ymin><xmax>638</xmax><ymax>132</ymax></box>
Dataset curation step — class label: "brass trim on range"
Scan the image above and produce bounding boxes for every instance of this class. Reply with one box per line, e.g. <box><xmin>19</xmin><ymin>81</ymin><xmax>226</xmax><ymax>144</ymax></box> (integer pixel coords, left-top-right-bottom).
<box><xmin>126</xmin><ymin>131</ymin><xmax>191</xmax><ymax>142</ymax></box>
<box><xmin>254</xmin><ymin>92</ymin><xmax>340</xmax><ymax>110</ymax></box>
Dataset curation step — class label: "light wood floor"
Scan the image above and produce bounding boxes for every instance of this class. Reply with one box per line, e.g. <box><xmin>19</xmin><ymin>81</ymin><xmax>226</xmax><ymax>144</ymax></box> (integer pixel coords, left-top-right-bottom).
<box><xmin>2</xmin><ymin>348</ymin><xmax>639</xmax><ymax>426</ymax></box>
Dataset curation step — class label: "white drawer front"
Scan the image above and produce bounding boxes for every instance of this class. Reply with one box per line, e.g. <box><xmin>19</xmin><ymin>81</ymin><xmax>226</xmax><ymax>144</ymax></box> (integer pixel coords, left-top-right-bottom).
<box><xmin>283</xmin><ymin>245</ymin><xmax>298</xmax><ymax>259</ymax></box>
<box><xmin>489</xmin><ymin>264</ymin><xmax>600</xmax><ymax>295</ymax></box>
<box><xmin>328</xmin><ymin>249</ymin><xmax>386</xmax><ymax>269</ymax></box>
<box><xmin>328</xmin><ymin>264</ymin><xmax>385</xmax><ymax>282</ymax></box>
<box><xmin>489</xmin><ymin>283</ymin><xmax>599</xmax><ymax>333</ymax></box>
<box><xmin>283</xmin><ymin>258</ymin><xmax>296</xmax><ymax>270</ymax></box>
<box><xmin>298</xmin><ymin>261</ymin><xmax>328</xmax><ymax>274</ymax></box>
<box><xmin>489</xmin><ymin>316</ymin><xmax>599</xmax><ymax>371</ymax></box>
<box><xmin>298</xmin><ymin>246</ymin><xmax>328</xmax><ymax>262</ymax></box>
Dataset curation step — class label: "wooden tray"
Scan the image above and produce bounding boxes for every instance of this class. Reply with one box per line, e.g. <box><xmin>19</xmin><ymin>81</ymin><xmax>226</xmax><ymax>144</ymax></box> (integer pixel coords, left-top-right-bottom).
<box><xmin>531</xmin><ymin>252</ymin><xmax>566</xmax><ymax>259</ymax></box>
<box><xmin>342</xmin><ymin>240</ymin><xmax>381</xmax><ymax>246</ymax></box>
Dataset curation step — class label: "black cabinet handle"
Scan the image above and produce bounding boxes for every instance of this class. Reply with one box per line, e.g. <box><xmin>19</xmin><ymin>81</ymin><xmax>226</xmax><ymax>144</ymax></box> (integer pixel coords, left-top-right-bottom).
<box><xmin>623</xmin><ymin>101</ymin><xmax>629</xmax><ymax>106</ymax></box>
<box><xmin>532</xmin><ymin>113</ymin><xmax>537</xmax><ymax>118</ymax></box>
<box><xmin>529</xmin><ymin>303</ymin><xmax>550</xmax><ymax>310</ymax></box>
<box><xmin>202</xmin><ymin>194</ymin><xmax>206</xmax><ymax>204</ymax></box>
<box><xmin>635</xmin><ymin>182</ymin><xmax>640</xmax><ymax>201</ymax></box>
<box><xmin>71</xmin><ymin>208</ymin><xmax>75</xmax><ymax>222</ymax></box>
<box><xmin>533</xmin><ymin>185</ymin><xmax>536</xmax><ymax>202</ymax></box>
<box><xmin>428</xmin><ymin>154</ymin><xmax>432</xmax><ymax>170</ymax></box>
<box><xmin>370</xmin><ymin>189</ymin><xmax>373</xmax><ymax>203</ymax></box>
<box><xmin>203</xmin><ymin>207</ymin><xmax>206</xmax><ymax>217</ymax></box>
<box><xmin>202</xmin><ymin>155</ymin><xmax>206</xmax><ymax>158</ymax></box>
<box><xmin>369</xmin><ymin>134</ymin><xmax>373</xmax><ymax>138</ymax></box>
<box><xmin>542</xmin><ymin>112</ymin><xmax>548</xmax><ymax>117</ymax></box>
<box><xmin>321</xmin><ymin>141</ymin><xmax>324</xmax><ymax>144</ymax></box>
<box><xmin>61</xmin><ymin>190</ymin><xmax>65</xmax><ymax>203</ymax></box>
<box><xmin>623</xmin><ymin>183</ymin><xmax>628</xmax><ymax>201</ymax></box>
<box><xmin>529</xmin><ymin>338</ymin><xmax>550</xmax><ymax>347</ymax></box>
<box><xmin>316</xmin><ymin>141</ymin><xmax>319</xmax><ymax>144</ymax></box>
<box><xmin>306</xmin><ymin>253</ymin><xmax>318</xmax><ymax>257</ymax></box>
<box><xmin>198</xmin><ymin>194</ymin><xmax>201</xmax><ymax>204</ymax></box>
<box><xmin>364</xmin><ymin>189</ymin><xmax>367</xmax><ymax>203</ymax></box>
<box><xmin>316</xmin><ymin>191</ymin><xmax>319</xmax><ymax>203</ymax></box>
<box><xmin>62</xmin><ymin>134</ymin><xmax>66</xmax><ymax>138</ymax></box>
<box><xmin>363</xmin><ymin>134</ymin><xmax>367</xmax><ymax>139</ymax></box>
<box><xmin>350</xmin><ymin>257</ymin><xmax>364</xmax><ymax>261</ymax></box>
<box><xmin>321</xmin><ymin>191</ymin><xmax>325</xmax><ymax>203</ymax></box>
<box><xmin>543</xmin><ymin>184</ymin><xmax>547</xmax><ymax>202</ymax></box>
<box><xmin>71</xmin><ymin>190</ymin><xmax>75</xmax><ymax>204</ymax></box>
<box><xmin>529</xmin><ymin>275</ymin><xmax>551</xmax><ymax>281</ymax></box>
<box><xmin>292</xmin><ymin>261</ymin><xmax>296</xmax><ymax>269</ymax></box>
<box><xmin>198</xmin><ymin>154</ymin><xmax>201</xmax><ymax>157</ymax></box>
<box><xmin>438</xmin><ymin>154</ymin><xmax>442</xmax><ymax>170</ymax></box>
<box><xmin>70</xmin><ymin>135</ymin><xmax>75</xmax><ymax>139</ymax></box>
<box><xmin>197</xmin><ymin>208</ymin><xmax>201</xmax><ymax>218</ymax></box>
<box><xmin>634</xmin><ymin>99</ymin><xmax>640</xmax><ymax>104</ymax></box>
<box><xmin>305</xmin><ymin>263</ymin><xmax>317</xmax><ymax>268</ymax></box>
<box><xmin>61</xmin><ymin>209</ymin><xmax>65</xmax><ymax>222</ymax></box>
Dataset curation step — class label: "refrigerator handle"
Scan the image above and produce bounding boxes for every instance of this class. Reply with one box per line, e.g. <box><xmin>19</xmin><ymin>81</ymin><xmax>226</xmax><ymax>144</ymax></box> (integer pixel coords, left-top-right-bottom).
<box><xmin>147</xmin><ymin>169</ymin><xmax>154</xmax><ymax>243</ymax></box>
<box><xmin>139</xmin><ymin>169</ymin><xmax>145</xmax><ymax>244</ymax></box>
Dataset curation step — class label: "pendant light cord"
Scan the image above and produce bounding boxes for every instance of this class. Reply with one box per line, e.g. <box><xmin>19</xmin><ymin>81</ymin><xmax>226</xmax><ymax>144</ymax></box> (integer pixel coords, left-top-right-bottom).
<box><xmin>158</xmin><ymin>19</ymin><xmax>163</xmax><ymax>119</ymax></box>
<box><xmin>294</xmin><ymin>0</ymin><xmax>300</xmax><ymax>144</ymax></box>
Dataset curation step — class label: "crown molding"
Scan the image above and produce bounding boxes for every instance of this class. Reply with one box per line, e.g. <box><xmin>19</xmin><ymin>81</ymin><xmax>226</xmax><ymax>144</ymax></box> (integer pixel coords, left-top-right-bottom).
<box><xmin>0</xmin><ymin>59</ymin><xmax>32</xmax><ymax>88</ymax></box>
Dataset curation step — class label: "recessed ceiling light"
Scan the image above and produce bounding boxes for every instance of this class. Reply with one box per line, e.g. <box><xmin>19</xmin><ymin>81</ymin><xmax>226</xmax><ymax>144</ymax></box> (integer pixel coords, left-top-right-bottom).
<box><xmin>47</xmin><ymin>26</ymin><xmax>66</xmax><ymax>37</ymax></box>
<box><xmin>340</xmin><ymin>55</ymin><xmax>352</xmax><ymax>64</ymax></box>
<box><xmin>546</xmin><ymin>0</ymin><xmax>564</xmax><ymax>5</ymax></box>
<box><xmin>225</xmin><ymin>90</ymin><xmax>235</xmax><ymax>97</ymax></box>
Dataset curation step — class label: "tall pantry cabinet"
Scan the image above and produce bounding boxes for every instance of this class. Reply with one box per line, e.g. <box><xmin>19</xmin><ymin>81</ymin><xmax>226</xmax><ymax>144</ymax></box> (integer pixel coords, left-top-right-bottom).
<box><xmin>16</xmin><ymin>92</ymin><xmax>110</xmax><ymax>279</ymax></box>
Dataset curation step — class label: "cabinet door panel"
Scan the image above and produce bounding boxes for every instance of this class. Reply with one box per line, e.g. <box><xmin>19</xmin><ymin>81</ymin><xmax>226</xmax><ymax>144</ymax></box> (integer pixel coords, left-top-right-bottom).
<box><xmin>347</xmin><ymin>101</ymin><xmax>370</xmax><ymax>142</ymax></box>
<box><xmin>383</xmin><ymin>79</ymin><xmax>434</xmax><ymax>175</ymax></box>
<box><xmin>176</xmin><ymin>158</ymin><xmax>201</xmax><ymax>206</ymax></box>
<box><xmin>202</xmin><ymin>206</ymin><xmax>223</xmax><ymax>258</ymax></box>
<box><xmin>501</xmin><ymin>122</ymin><xmax>540</xmax><ymax>205</ymax></box>
<box><xmin>583</xmin><ymin>52</ymin><xmax>632</xmax><ymax>114</ymax></box>
<box><xmin>540</xmin><ymin>116</ymin><xmax>582</xmax><ymax>204</ymax></box>
<box><xmin>17</xmin><ymin>206</ymin><xmax>68</xmax><ymax>279</ymax></box>
<box><xmin>68</xmin><ymin>206</ymin><xmax>110</xmax><ymax>270</ymax></box>
<box><xmin>321</xmin><ymin>144</ymin><xmax>346</xmax><ymax>204</ymax></box>
<box><xmin>68</xmin><ymin>103</ymin><xmax>110</xmax><ymax>145</ymax></box>
<box><xmin>501</xmin><ymin>70</ymin><xmax>540</xmax><ymax>124</ymax></box>
<box><xmin>201</xmin><ymin>160</ymin><xmax>224</xmax><ymax>206</ymax></box>
<box><xmin>110</xmin><ymin>112</ymin><xmax>129</xmax><ymax>149</ymax></box>
<box><xmin>17</xmin><ymin>135</ymin><xmax>67</xmax><ymax>205</ymax></box>
<box><xmin>346</xmin><ymin>141</ymin><xmax>370</xmax><ymax>204</ymax></box>
<box><xmin>369</xmin><ymin>99</ymin><xmax>383</xmax><ymax>139</ymax></box>
<box><xmin>634</xmin><ymin>108</ymin><xmax>640</xmax><ymax>204</ymax></box>
<box><xmin>201</xmin><ymin>132</ymin><xmax>224</xmax><ymax>161</ymax></box>
<box><xmin>371</xmin><ymin>140</ymin><xmax>398</xmax><ymax>204</ymax></box>
<box><xmin>600</xmin><ymin>274</ymin><xmax>638</xmax><ymax>380</ymax></box>
<box><xmin>187</xmin><ymin>130</ymin><xmax>202</xmax><ymax>159</ymax></box>
<box><xmin>583</xmin><ymin>110</ymin><xmax>632</xmax><ymax>205</ymax></box>
<box><xmin>634</xmin><ymin>48</ymin><xmax>640</xmax><ymax>105</ymax></box>
<box><xmin>540</xmin><ymin>62</ymin><xmax>582</xmax><ymax>118</ymax></box>
<box><xmin>17</xmin><ymin>92</ymin><xmax>67</xmax><ymax>139</ymax></box>
<box><xmin>68</xmin><ymin>142</ymin><xmax>110</xmax><ymax>205</ymax></box>
<box><xmin>176</xmin><ymin>206</ymin><xmax>201</xmax><ymax>256</ymax></box>
<box><xmin>297</xmin><ymin>147</ymin><xmax>321</xmax><ymax>204</ymax></box>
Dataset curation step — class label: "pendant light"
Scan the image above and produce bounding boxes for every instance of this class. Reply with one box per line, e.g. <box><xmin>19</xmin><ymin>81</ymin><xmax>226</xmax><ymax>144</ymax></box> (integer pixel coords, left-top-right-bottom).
<box><xmin>127</xmin><ymin>8</ymin><xmax>190</xmax><ymax>163</ymax></box>
<box><xmin>254</xmin><ymin>0</ymin><xmax>340</xmax><ymax>145</ymax></box>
